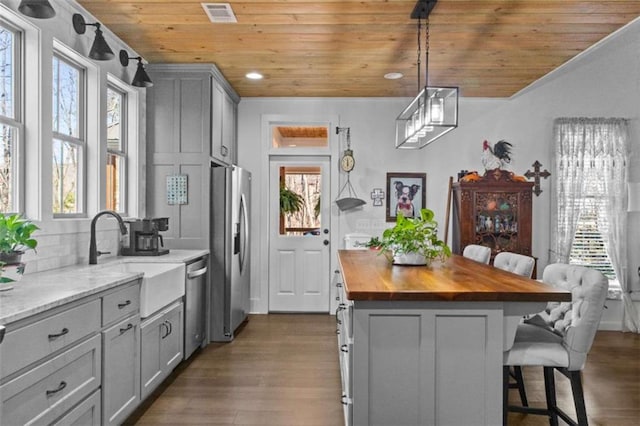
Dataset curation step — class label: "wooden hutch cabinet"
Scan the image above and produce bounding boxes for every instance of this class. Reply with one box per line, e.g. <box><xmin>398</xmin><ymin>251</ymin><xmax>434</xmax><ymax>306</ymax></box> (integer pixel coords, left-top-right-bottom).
<box><xmin>452</xmin><ymin>169</ymin><xmax>534</xmax><ymax>263</ymax></box>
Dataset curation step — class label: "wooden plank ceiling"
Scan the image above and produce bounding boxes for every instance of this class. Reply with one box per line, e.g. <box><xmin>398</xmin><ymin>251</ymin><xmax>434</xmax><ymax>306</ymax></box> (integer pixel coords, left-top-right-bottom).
<box><xmin>76</xmin><ymin>0</ymin><xmax>640</xmax><ymax>98</ymax></box>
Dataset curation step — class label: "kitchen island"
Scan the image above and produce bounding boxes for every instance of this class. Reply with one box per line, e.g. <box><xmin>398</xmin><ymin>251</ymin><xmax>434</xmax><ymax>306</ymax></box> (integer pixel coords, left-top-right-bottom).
<box><xmin>336</xmin><ymin>250</ymin><xmax>571</xmax><ymax>426</ymax></box>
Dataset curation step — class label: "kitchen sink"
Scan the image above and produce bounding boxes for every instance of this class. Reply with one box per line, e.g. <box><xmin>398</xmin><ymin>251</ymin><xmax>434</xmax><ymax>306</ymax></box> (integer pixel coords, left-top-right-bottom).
<box><xmin>102</xmin><ymin>262</ymin><xmax>186</xmax><ymax>317</ymax></box>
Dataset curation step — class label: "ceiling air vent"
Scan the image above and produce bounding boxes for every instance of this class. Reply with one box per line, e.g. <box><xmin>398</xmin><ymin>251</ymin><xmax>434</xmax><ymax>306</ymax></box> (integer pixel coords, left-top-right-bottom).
<box><xmin>201</xmin><ymin>3</ymin><xmax>237</xmax><ymax>23</ymax></box>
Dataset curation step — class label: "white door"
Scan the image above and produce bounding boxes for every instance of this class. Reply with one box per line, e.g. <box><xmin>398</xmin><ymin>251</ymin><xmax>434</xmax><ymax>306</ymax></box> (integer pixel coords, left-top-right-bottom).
<box><xmin>269</xmin><ymin>157</ymin><xmax>331</xmax><ymax>312</ymax></box>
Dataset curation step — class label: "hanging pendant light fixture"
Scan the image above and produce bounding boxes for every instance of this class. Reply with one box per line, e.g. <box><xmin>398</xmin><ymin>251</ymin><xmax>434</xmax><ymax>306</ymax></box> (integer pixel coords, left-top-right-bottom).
<box><xmin>18</xmin><ymin>0</ymin><xmax>56</xmax><ymax>19</ymax></box>
<box><xmin>72</xmin><ymin>13</ymin><xmax>114</xmax><ymax>61</ymax></box>
<box><xmin>395</xmin><ymin>0</ymin><xmax>458</xmax><ymax>149</ymax></box>
<box><xmin>119</xmin><ymin>50</ymin><xmax>153</xmax><ymax>88</ymax></box>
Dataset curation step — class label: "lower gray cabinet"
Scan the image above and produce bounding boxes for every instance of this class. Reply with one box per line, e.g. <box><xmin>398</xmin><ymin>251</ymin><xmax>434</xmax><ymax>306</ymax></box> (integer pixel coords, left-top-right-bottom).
<box><xmin>140</xmin><ymin>301</ymin><xmax>184</xmax><ymax>400</ymax></box>
<box><xmin>51</xmin><ymin>389</ymin><xmax>101</xmax><ymax>426</ymax></box>
<box><xmin>102</xmin><ymin>315</ymin><xmax>141</xmax><ymax>426</ymax></box>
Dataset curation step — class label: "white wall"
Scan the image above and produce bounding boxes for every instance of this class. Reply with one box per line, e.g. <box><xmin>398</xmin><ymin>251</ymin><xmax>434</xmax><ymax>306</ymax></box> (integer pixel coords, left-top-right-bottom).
<box><xmin>1</xmin><ymin>0</ymin><xmax>147</xmax><ymax>272</ymax></box>
<box><xmin>238</xmin><ymin>18</ymin><xmax>640</xmax><ymax>330</ymax></box>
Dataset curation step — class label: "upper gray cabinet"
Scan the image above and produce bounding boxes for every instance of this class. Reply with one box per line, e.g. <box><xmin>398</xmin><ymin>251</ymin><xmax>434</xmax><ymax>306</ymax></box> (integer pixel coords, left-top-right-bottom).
<box><xmin>145</xmin><ymin>64</ymin><xmax>239</xmax><ymax>249</ymax></box>
<box><xmin>146</xmin><ymin>64</ymin><xmax>239</xmax><ymax>164</ymax></box>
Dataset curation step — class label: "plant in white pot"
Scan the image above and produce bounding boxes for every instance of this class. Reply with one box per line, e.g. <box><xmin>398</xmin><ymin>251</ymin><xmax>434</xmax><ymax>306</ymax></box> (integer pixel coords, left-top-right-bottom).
<box><xmin>380</xmin><ymin>208</ymin><xmax>451</xmax><ymax>266</ymax></box>
<box><xmin>0</xmin><ymin>213</ymin><xmax>39</xmax><ymax>289</ymax></box>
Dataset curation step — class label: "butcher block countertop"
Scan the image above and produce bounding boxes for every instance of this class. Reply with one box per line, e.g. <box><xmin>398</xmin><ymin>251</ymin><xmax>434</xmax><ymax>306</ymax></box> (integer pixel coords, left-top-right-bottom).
<box><xmin>338</xmin><ymin>250</ymin><xmax>571</xmax><ymax>302</ymax></box>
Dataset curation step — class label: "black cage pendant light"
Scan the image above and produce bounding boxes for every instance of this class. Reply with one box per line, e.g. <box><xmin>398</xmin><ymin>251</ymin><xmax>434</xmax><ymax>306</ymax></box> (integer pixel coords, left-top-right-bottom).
<box><xmin>72</xmin><ymin>13</ymin><xmax>114</xmax><ymax>61</ymax></box>
<box><xmin>18</xmin><ymin>0</ymin><xmax>56</xmax><ymax>19</ymax></box>
<box><xmin>395</xmin><ymin>0</ymin><xmax>458</xmax><ymax>149</ymax></box>
<box><xmin>119</xmin><ymin>50</ymin><xmax>153</xmax><ymax>88</ymax></box>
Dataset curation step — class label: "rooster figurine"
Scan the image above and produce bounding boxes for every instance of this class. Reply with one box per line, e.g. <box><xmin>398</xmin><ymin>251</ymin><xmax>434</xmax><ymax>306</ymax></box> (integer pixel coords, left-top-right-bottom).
<box><xmin>482</xmin><ymin>140</ymin><xmax>513</xmax><ymax>171</ymax></box>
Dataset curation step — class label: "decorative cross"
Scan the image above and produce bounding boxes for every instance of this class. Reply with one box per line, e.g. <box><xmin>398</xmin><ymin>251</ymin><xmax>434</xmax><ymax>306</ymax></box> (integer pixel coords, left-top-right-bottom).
<box><xmin>524</xmin><ymin>161</ymin><xmax>551</xmax><ymax>196</ymax></box>
<box><xmin>371</xmin><ymin>188</ymin><xmax>385</xmax><ymax>206</ymax></box>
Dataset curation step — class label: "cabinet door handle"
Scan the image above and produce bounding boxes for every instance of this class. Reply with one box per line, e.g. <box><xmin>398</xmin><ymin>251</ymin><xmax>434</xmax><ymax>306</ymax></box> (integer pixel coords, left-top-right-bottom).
<box><xmin>341</xmin><ymin>394</ymin><xmax>348</xmax><ymax>405</ymax></box>
<box><xmin>161</xmin><ymin>322</ymin><xmax>168</xmax><ymax>339</ymax></box>
<box><xmin>341</xmin><ymin>344</ymin><xmax>348</xmax><ymax>353</ymax></box>
<box><xmin>167</xmin><ymin>320</ymin><xmax>172</xmax><ymax>336</ymax></box>
<box><xmin>335</xmin><ymin>308</ymin><xmax>342</xmax><ymax>325</ymax></box>
<box><xmin>46</xmin><ymin>381</ymin><xmax>67</xmax><ymax>397</ymax></box>
<box><xmin>48</xmin><ymin>327</ymin><xmax>69</xmax><ymax>340</ymax></box>
<box><xmin>336</xmin><ymin>328</ymin><xmax>340</xmax><ymax>335</ymax></box>
<box><xmin>336</xmin><ymin>282</ymin><xmax>342</xmax><ymax>288</ymax></box>
<box><xmin>221</xmin><ymin>145</ymin><xmax>229</xmax><ymax>156</ymax></box>
<box><xmin>120</xmin><ymin>323</ymin><xmax>134</xmax><ymax>334</ymax></box>
<box><xmin>118</xmin><ymin>300</ymin><xmax>131</xmax><ymax>309</ymax></box>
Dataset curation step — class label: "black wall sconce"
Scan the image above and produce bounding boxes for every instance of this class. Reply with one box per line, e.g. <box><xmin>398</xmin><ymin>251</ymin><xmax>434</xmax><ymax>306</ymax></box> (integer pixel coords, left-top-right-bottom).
<box><xmin>18</xmin><ymin>0</ymin><xmax>56</xmax><ymax>19</ymax></box>
<box><xmin>72</xmin><ymin>13</ymin><xmax>114</xmax><ymax>61</ymax></box>
<box><xmin>119</xmin><ymin>50</ymin><xmax>153</xmax><ymax>88</ymax></box>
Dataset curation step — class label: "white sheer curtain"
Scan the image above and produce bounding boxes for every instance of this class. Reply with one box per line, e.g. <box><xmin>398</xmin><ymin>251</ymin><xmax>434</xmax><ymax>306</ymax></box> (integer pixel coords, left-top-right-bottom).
<box><xmin>553</xmin><ymin>118</ymin><xmax>638</xmax><ymax>332</ymax></box>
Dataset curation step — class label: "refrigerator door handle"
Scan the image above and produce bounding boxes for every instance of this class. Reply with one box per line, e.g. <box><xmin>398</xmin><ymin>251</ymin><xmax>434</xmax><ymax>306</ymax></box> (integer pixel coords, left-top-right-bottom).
<box><xmin>239</xmin><ymin>193</ymin><xmax>249</xmax><ymax>274</ymax></box>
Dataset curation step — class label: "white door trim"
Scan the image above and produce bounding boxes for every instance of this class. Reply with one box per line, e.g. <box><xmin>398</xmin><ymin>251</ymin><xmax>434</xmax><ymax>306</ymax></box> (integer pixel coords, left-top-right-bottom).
<box><xmin>254</xmin><ymin>114</ymin><xmax>340</xmax><ymax>314</ymax></box>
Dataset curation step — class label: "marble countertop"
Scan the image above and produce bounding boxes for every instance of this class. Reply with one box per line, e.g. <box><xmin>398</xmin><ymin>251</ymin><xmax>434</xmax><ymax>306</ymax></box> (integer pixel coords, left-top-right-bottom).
<box><xmin>0</xmin><ymin>249</ymin><xmax>209</xmax><ymax>325</ymax></box>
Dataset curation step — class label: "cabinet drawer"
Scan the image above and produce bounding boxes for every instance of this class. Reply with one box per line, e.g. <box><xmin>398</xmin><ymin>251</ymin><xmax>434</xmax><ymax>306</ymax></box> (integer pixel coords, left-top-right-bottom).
<box><xmin>0</xmin><ymin>299</ymin><xmax>101</xmax><ymax>379</ymax></box>
<box><xmin>51</xmin><ymin>389</ymin><xmax>101</xmax><ymax>426</ymax></box>
<box><xmin>102</xmin><ymin>281</ymin><xmax>140</xmax><ymax>326</ymax></box>
<box><xmin>0</xmin><ymin>334</ymin><xmax>101</xmax><ymax>426</ymax></box>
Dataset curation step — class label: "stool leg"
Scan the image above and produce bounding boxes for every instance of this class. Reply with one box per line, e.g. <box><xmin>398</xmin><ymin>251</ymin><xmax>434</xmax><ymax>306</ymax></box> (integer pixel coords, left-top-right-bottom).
<box><xmin>513</xmin><ymin>366</ymin><xmax>528</xmax><ymax>406</ymax></box>
<box><xmin>543</xmin><ymin>367</ymin><xmax>559</xmax><ymax>426</ymax></box>
<box><xmin>568</xmin><ymin>370</ymin><xmax>588</xmax><ymax>426</ymax></box>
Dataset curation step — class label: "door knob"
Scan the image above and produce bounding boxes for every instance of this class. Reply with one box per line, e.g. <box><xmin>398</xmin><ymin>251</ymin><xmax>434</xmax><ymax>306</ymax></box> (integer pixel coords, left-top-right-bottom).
<box><xmin>323</xmin><ymin>240</ymin><xmax>330</xmax><ymax>246</ymax></box>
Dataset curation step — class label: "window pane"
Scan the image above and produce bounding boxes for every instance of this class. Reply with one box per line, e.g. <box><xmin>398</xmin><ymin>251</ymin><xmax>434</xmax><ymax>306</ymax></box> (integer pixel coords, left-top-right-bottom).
<box><xmin>106</xmin><ymin>152</ymin><xmax>124</xmax><ymax>212</ymax></box>
<box><xmin>279</xmin><ymin>166</ymin><xmax>321</xmax><ymax>236</ymax></box>
<box><xmin>52</xmin><ymin>57</ymin><xmax>80</xmax><ymax>138</ymax></box>
<box><xmin>106</xmin><ymin>88</ymin><xmax>123</xmax><ymax>151</ymax></box>
<box><xmin>0</xmin><ymin>26</ymin><xmax>15</xmax><ymax>120</ymax></box>
<box><xmin>272</xmin><ymin>126</ymin><xmax>328</xmax><ymax>148</ymax></box>
<box><xmin>52</xmin><ymin>139</ymin><xmax>80</xmax><ymax>214</ymax></box>
<box><xmin>0</xmin><ymin>123</ymin><xmax>16</xmax><ymax>212</ymax></box>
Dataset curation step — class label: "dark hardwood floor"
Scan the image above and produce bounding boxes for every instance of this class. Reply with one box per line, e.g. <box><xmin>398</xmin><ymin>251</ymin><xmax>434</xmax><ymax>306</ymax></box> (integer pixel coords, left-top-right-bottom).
<box><xmin>126</xmin><ymin>314</ymin><xmax>639</xmax><ymax>426</ymax></box>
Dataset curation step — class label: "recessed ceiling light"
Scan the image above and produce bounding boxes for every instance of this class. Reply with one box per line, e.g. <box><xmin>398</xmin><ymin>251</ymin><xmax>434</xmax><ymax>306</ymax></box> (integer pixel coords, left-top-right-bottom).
<box><xmin>384</xmin><ymin>72</ymin><xmax>404</xmax><ymax>80</ymax></box>
<box><xmin>246</xmin><ymin>72</ymin><xmax>263</xmax><ymax>80</ymax></box>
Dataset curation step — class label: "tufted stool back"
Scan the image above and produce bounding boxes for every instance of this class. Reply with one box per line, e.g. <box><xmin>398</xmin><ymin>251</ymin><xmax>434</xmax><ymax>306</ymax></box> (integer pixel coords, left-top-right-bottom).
<box><xmin>540</xmin><ymin>263</ymin><xmax>608</xmax><ymax>370</ymax></box>
<box><xmin>462</xmin><ymin>244</ymin><xmax>491</xmax><ymax>264</ymax></box>
<box><xmin>493</xmin><ymin>252</ymin><xmax>535</xmax><ymax>278</ymax></box>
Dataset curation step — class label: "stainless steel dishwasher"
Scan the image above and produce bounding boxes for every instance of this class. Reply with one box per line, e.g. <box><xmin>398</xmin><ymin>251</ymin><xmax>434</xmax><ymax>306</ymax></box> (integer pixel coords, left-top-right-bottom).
<box><xmin>184</xmin><ymin>257</ymin><xmax>208</xmax><ymax>359</ymax></box>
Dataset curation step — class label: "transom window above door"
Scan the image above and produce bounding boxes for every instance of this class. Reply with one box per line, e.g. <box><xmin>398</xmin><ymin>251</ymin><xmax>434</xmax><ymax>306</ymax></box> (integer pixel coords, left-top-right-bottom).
<box><xmin>272</xmin><ymin>125</ymin><xmax>328</xmax><ymax>148</ymax></box>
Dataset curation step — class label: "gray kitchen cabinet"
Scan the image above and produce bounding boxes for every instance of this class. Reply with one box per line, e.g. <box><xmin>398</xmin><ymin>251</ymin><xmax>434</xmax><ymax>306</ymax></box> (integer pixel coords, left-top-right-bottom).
<box><xmin>102</xmin><ymin>315</ymin><xmax>141</xmax><ymax>425</ymax></box>
<box><xmin>0</xmin><ymin>278</ymin><xmax>141</xmax><ymax>426</ymax></box>
<box><xmin>146</xmin><ymin>64</ymin><xmax>239</xmax><ymax>250</ymax></box>
<box><xmin>140</xmin><ymin>300</ymin><xmax>184</xmax><ymax>400</ymax></box>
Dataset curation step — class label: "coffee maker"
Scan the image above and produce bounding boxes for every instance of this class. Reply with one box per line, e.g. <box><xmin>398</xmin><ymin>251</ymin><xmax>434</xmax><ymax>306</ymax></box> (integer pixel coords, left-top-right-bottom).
<box><xmin>121</xmin><ymin>218</ymin><xmax>170</xmax><ymax>256</ymax></box>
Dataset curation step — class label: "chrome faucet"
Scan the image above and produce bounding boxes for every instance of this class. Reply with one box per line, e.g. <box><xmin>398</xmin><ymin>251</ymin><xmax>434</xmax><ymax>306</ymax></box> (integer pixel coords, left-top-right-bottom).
<box><xmin>89</xmin><ymin>210</ymin><xmax>128</xmax><ymax>264</ymax></box>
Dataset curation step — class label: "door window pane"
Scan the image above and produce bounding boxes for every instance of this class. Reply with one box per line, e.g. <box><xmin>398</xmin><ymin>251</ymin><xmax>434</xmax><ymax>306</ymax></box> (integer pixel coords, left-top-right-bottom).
<box><xmin>279</xmin><ymin>166</ymin><xmax>321</xmax><ymax>236</ymax></box>
<box><xmin>272</xmin><ymin>126</ymin><xmax>328</xmax><ymax>148</ymax></box>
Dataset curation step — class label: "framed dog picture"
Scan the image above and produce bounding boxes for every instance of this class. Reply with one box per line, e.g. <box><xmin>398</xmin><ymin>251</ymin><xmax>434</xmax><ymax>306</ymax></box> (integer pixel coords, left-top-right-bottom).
<box><xmin>386</xmin><ymin>172</ymin><xmax>426</xmax><ymax>222</ymax></box>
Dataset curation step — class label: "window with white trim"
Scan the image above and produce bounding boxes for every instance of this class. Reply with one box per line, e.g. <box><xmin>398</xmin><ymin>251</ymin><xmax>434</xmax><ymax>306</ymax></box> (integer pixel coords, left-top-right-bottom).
<box><xmin>569</xmin><ymin>176</ymin><xmax>616</xmax><ymax>280</ymax></box>
<box><xmin>106</xmin><ymin>85</ymin><xmax>126</xmax><ymax>213</ymax></box>
<box><xmin>0</xmin><ymin>20</ymin><xmax>21</xmax><ymax>213</ymax></box>
<box><xmin>52</xmin><ymin>54</ymin><xmax>85</xmax><ymax>215</ymax></box>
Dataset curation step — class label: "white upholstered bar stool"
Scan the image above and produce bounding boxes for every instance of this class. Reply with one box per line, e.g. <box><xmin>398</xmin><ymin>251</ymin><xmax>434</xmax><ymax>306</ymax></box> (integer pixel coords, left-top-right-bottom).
<box><xmin>493</xmin><ymin>252</ymin><xmax>535</xmax><ymax>278</ymax></box>
<box><xmin>503</xmin><ymin>264</ymin><xmax>608</xmax><ymax>426</ymax></box>
<box><xmin>493</xmin><ymin>251</ymin><xmax>536</xmax><ymax>406</ymax></box>
<box><xmin>462</xmin><ymin>244</ymin><xmax>491</xmax><ymax>264</ymax></box>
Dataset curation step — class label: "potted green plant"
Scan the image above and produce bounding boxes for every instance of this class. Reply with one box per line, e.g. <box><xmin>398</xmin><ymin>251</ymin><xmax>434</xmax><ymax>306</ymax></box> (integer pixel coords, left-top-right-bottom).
<box><xmin>0</xmin><ymin>213</ymin><xmax>39</xmax><ymax>282</ymax></box>
<box><xmin>379</xmin><ymin>208</ymin><xmax>451</xmax><ymax>265</ymax></box>
<box><xmin>364</xmin><ymin>236</ymin><xmax>383</xmax><ymax>250</ymax></box>
<box><xmin>280</xmin><ymin>183</ymin><xmax>304</xmax><ymax>215</ymax></box>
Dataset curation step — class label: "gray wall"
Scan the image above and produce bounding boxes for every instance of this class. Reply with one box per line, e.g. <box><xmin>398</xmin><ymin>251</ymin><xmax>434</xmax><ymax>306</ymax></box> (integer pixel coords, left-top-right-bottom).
<box><xmin>238</xmin><ymin>18</ymin><xmax>640</xmax><ymax>327</ymax></box>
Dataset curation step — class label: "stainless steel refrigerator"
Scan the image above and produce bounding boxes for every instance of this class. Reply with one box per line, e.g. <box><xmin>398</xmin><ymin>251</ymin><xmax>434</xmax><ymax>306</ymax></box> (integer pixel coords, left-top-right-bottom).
<box><xmin>210</xmin><ymin>165</ymin><xmax>251</xmax><ymax>342</ymax></box>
